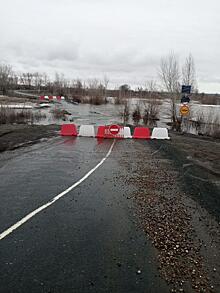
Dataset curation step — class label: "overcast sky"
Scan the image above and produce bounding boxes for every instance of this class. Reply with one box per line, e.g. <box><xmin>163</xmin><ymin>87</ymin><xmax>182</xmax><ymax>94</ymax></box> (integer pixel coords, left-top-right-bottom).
<box><xmin>0</xmin><ymin>0</ymin><xmax>220</xmax><ymax>92</ymax></box>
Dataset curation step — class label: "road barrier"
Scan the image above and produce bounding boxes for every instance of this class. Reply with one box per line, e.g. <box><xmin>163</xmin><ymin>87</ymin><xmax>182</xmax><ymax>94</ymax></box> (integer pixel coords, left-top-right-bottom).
<box><xmin>61</xmin><ymin>124</ymin><xmax>77</xmax><ymax>136</ymax></box>
<box><xmin>40</xmin><ymin>96</ymin><xmax>48</xmax><ymax>100</ymax></box>
<box><xmin>151</xmin><ymin>128</ymin><xmax>170</xmax><ymax>139</ymax></box>
<box><xmin>96</xmin><ymin>125</ymin><xmax>124</xmax><ymax>139</ymax></box>
<box><xmin>133</xmin><ymin>127</ymin><xmax>151</xmax><ymax>139</ymax></box>
<box><xmin>96</xmin><ymin>126</ymin><xmax>106</xmax><ymax>138</ymax></box>
<box><xmin>40</xmin><ymin>96</ymin><xmax>65</xmax><ymax>101</ymax></box>
<box><xmin>60</xmin><ymin>124</ymin><xmax>170</xmax><ymax>140</ymax></box>
<box><xmin>79</xmin><ymin>125</ymin><xmax>95</xmax><ymax>137</ymax></box>
<box><xmin>123</xmin><ymin>127</ymin><xmax>132</xmax><ymax>138</ymax></box>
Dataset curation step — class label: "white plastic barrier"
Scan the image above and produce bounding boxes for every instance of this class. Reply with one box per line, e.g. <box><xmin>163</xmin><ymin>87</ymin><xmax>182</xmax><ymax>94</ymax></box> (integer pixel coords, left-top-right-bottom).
<box><xmin>44</xmin><ymin>96</ymin><xmax>49</xmax><ymax>100</ymax></box>
<box><xmin>118</xmin><ymin>127</ymin><xmax>132</xmax><ymax>138</ymax></box>
<box><xmin>123</xmin><ymin>127</ymin><xmax>132</xmax><ymax>138</ymax></box>
<box><xmin>151</xmin><ymin>128</ymin><xmax>170</xmax><ymax>140</ymax></box>
<box><xmin>53</xmin><ymin>96</ymin><xmax>57</xmax><ymax>100</ymax></box>
<box><xmin>79</xmin><ymin>125</ymin><xmax>95</xmax><ymax>137</ymax></box>
<box><xmin>61</xmin><ymin>96</ymin><xmax>65</xmax><ymax>100</ymax></box>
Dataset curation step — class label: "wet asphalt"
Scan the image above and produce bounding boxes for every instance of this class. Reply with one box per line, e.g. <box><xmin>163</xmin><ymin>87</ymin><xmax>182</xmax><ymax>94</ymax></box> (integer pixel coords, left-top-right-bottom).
<box><xmin>0</xmin><ymin>137</ymin><xmax>170</xmax><ymax>293</ymax></box>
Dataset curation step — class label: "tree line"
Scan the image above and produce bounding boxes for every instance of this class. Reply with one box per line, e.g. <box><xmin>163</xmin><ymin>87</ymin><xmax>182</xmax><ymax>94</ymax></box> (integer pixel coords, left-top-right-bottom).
<box><xmin>0</xmin><ymin>52</ymin><xmax>197</xmax><ymax>96</ymax></box>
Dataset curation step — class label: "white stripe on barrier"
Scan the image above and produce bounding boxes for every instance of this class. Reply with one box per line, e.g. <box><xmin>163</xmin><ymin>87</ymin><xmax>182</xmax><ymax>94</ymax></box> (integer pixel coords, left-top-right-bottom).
<box><xmin>40</xmin><ymin>96</ymin><xmax>65</xmax><ymax>100</ymax></box>
<box><xmin>124</xmin><ymin>127</ymin><xmax>132</xmax><ymax>138</ymax></box>
<box><xmin>79</xmin><ymin>125</ymin><xmax>95</xmax><ymax>137</ymax></box>
<box><xmin>151</xmin><ymin>128</ymin><xmax>170</xmax><ymax>139</ymax></box>
<box><xmin>118</xmin><ymin>127</ymin><xmax>131</xmax><ymax>138</ymax></box>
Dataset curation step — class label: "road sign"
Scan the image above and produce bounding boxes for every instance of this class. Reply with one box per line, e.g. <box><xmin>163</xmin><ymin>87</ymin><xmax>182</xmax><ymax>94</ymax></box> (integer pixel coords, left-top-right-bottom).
<box><xmin>182</xmin><ymin>85</ymin><xmax>191</xmax><ymax>94</ymax></box>
<box><xmin>109</xmin><ymin>124</ymin><xmax>120</xmax><ymax>135</ymax></box>
<box><xmin>180</xmin><ymin>105</ymin><xmax>190</xmax><ymax>116</ymax></box>
<box><xmin>181</xmin><ymin>94</ymin><xmax>190</xmax><ymax>103</ymax></box>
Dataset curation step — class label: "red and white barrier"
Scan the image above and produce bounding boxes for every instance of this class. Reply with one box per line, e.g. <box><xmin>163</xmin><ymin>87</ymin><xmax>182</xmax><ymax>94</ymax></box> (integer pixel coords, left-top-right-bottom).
<box><xmin>151</xmin><ymin>128</ymin><xmax>170</xmax><ymax>139</ymax></box>
<box><xmin>61</xmin><ymin>124</ymin><xmax>77</xmax><ymax>136</ymax></box>
<box><xmin>133</xmin><ymin>127</ymin><xmax>150</xmax><ymax>139</ymax></box>
<box><xmin>79</xmin><ymin>125</ymin><xmax>95</xmax><ymax>137</ymax></box>
<box><xmin>96</xmin><ymin>125</ymin><xmax>124</xmax><ymax>139</ymax></box>
<box><xmin>40</xmin><ymin>96</ymin><xmax>65</xmax><ymax>101</ymax></box>
<box><xmin>122</xmin><ymin>127</ymin><xmax>132</xmax><ymax>138</ymax></box>
<box><xmin>60</xmin><ymin>124</ymin><xmax>170</xmax><ymax>140</ymax></box>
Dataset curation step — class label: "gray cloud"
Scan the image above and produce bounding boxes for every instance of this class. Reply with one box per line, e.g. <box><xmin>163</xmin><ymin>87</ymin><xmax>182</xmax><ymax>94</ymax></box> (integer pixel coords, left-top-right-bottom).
<box><xmin>0</xmin><ymin>0</ymin><xmax>220</xmax><ymax>92</ymax></box>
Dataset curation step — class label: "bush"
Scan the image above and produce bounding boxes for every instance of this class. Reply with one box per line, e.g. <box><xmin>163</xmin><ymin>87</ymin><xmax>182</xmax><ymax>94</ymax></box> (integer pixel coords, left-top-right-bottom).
<box><xmin>132</xmin><ymin>104</ymin><xmax>141</xmax><ymax>125</ymax></box>
<box><xmin>51</xmin><ymin>108</ymin><xmax>71</xmax><ymax>120</ymax></box>
<box><xmin>0</xmin><ymin>105</ymin><xmax>46</xmax><ymax>124</ymax></box>
<box><xmin>142</xmin><ymin>99</ymin><xmax>160</xmax><ymax>125</ymax></box>
<box><xmin>119</xmin><ymin>100</ymin><xmax>130</xmax><ymax>124</ymax></box>
<box><xmin>88</xmin><ymin>95</ymin><xmax>106</xmax><ymax>105</ymax></box>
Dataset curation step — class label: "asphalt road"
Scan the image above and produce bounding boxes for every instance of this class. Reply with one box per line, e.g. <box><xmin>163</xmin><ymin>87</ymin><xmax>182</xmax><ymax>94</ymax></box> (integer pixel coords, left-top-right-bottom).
<box><xmin>0</xmin><ymin>137</ymin><xmax>170</xmax><ymax>293</ymax></box>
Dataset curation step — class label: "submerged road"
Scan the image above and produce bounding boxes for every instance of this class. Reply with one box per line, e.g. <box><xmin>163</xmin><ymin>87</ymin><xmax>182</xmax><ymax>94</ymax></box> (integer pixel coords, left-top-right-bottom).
<box><xmin>0</xmin><ymin>137</ymin><xmax>169</xmax><ymax>293</ymax></box>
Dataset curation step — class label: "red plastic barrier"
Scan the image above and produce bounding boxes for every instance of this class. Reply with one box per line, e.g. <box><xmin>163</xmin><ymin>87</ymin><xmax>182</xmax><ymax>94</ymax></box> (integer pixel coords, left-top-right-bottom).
<box><xmin>96</xmin><ymin>125</ymin><xmax>124</xmax><ymax>139</ymax></box>
<box><xmin>40</xmin><ymin>96</ymin><xmax>45</xmax><ymax>100</ymax></box>
<box><xmin>57</xmin><ymin>96</ymin><xmax>61</xmax><ymax>100</ymax></box>
<box><xmin>61</xmin><ymin>124</ymin><xmax>77</xmax><ymax>136</ymax></box>
<box><xmin>96</xmin><ymin>126</ymin><xmax>105</xmax><ymax>138</ymax></box>
<box><xmin>104</xmin><ymin>125</ymin><xmax>123</xmax><ymax>138</ymax></box>
<box><xmin>49</xmin><ymin>96</ymin><xmax>53</xmax><ymax>100</ymax></box>
<box><xmin>133</xmin><ymin>127</ymin><xmax>150</xmax><ymax>139</ymax></box>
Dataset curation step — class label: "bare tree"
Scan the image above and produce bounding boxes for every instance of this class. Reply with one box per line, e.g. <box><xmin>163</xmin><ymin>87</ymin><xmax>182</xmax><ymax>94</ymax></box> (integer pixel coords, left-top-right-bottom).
<box><xmin>87</xmin><ymin>78</ymin><xmax>105</xmax><ymax>105</ymax></box>
<box><xmin>145</xmin><ymin>80</ymin><xmax>158</xmax><ymax>93</ymax></box>
<box><xmin>120</xmin><ymin>99</ymin><xmax>130</xmax><ymax>125</ymax></box>
<box><xmin>145</xmin><ymin>79</ymin><xmax>159</xmax><ymax>99</ymax></box>
<box><xmin>11</xmin><ymin>73</ymin><xmax>19</xmax><ymax>90</ymax></box>
<box><xmin>143</xmin><ymin>80</ymin><xmax>160</xmax><ymax>125</ymax></box>
<box><xmin>159</xmin><ymin>52</ymin><xmax>180</xmax><ymax>124</ymax></box>
<box><xmin>33</xmin><ymin>72</ymin><xmax>44</xmax><ymax>91</ymax></box>
<box><xmin>103</xmin><ymin>74</ymin><xmax>109</xmax><ymax>102</ymax></box>
<box><xmin>119</xmin><ymin>84</ymin><xmax>130</xmax><ymax>100</ymax></box>
<box><xmin>20</xmin><ymin>72</ymin><xmax>34</xmax><ymax>89</ymax></box>
<box><xmin>0</xmin><ymin>64</ymin><xmax>14</xmax><ymax>95</ymax></box>
<box><xmin>75</xmin><ymin>79</ymin><xmax>83</xmax><ymax>90</ymax></box>
<box><xmin>53</xmin><ymin>72</ymin><xmax>66</xmax><ymax>95</ymax></box>
<box><xmin>159</xmin><ymin>52</ymin><xmax>180</xmax><ymax>93</ymax></box>
<box><xmin>182</xmin><ymin>53</ymin><xmax>197</xmax><ymax>93</ymax></box>
<box><xmin>42</xmin><ymin>73</ymin><xmax>49</xmax><ymax>88</ymax></box>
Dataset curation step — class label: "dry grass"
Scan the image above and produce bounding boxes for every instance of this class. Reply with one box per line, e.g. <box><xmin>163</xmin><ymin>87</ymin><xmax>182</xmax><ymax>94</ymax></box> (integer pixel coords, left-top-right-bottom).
<box><xmin>0</xmin><ymin>105</ymin><xmax>45</xmax><ymax>124</ymax></box>
<box><xmin>191</xmin><ymin>110</ymin><xmax>220</xmax><ymax>138</ymax></box>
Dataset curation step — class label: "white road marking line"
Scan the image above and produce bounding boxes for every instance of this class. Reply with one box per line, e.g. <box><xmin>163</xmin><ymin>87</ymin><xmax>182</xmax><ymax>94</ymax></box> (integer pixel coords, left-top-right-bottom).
<box><xmin>0</xmin><ymin>140</ymin><xmax>116</xmax><ymax>241</ymax></box>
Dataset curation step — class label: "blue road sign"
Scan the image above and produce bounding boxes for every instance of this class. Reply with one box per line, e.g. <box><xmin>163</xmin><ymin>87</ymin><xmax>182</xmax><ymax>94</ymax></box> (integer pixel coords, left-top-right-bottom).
<box><xmin>181</xmin><ymin>95</ymin><xmax>190</xmax><ymax>103</ymax></box>
<box><xmin>182</xmin><ymin>85</ymin><xmax>191</xmax><ymax>94</ymax></box>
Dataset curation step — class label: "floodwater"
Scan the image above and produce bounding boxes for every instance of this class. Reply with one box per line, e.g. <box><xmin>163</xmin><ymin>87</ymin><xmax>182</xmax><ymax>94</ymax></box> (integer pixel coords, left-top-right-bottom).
<box><xmin>33</xmin><ymin>98</ymin><xmax>171</xmax><ymax>127</ymax></box>
<box><xmin>6</xmin><ymin>98</ymin><xmax>220</xmax><ymax>135</ymax></box>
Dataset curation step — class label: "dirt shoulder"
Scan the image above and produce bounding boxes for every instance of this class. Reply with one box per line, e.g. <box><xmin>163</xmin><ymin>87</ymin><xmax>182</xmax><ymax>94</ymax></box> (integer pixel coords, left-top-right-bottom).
<box><xmin>0</xmin><ymin>124</ymin><xmax>60</xmax><ymax>152</ymax></box>
<box><xmin>120</xmin><ymin>135</ymin><xmax>220</xmax><ymax>292</ymax></box>
<box><xmin>168</xmin><ymin>132</ymin><xmax>220</xmax><ymax>178</ymax></box>
<box><xmin>149</xmin><ymin>132</ymin><xmax>220</xmax><ymax>221</ymax></box>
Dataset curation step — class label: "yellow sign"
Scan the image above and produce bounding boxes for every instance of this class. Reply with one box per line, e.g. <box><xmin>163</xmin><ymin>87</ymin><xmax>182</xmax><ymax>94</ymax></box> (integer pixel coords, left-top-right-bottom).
<box><xmin>180</xmin><ymin>105</ymin><xmax>190</xmax><ymax>116</ymax></box>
